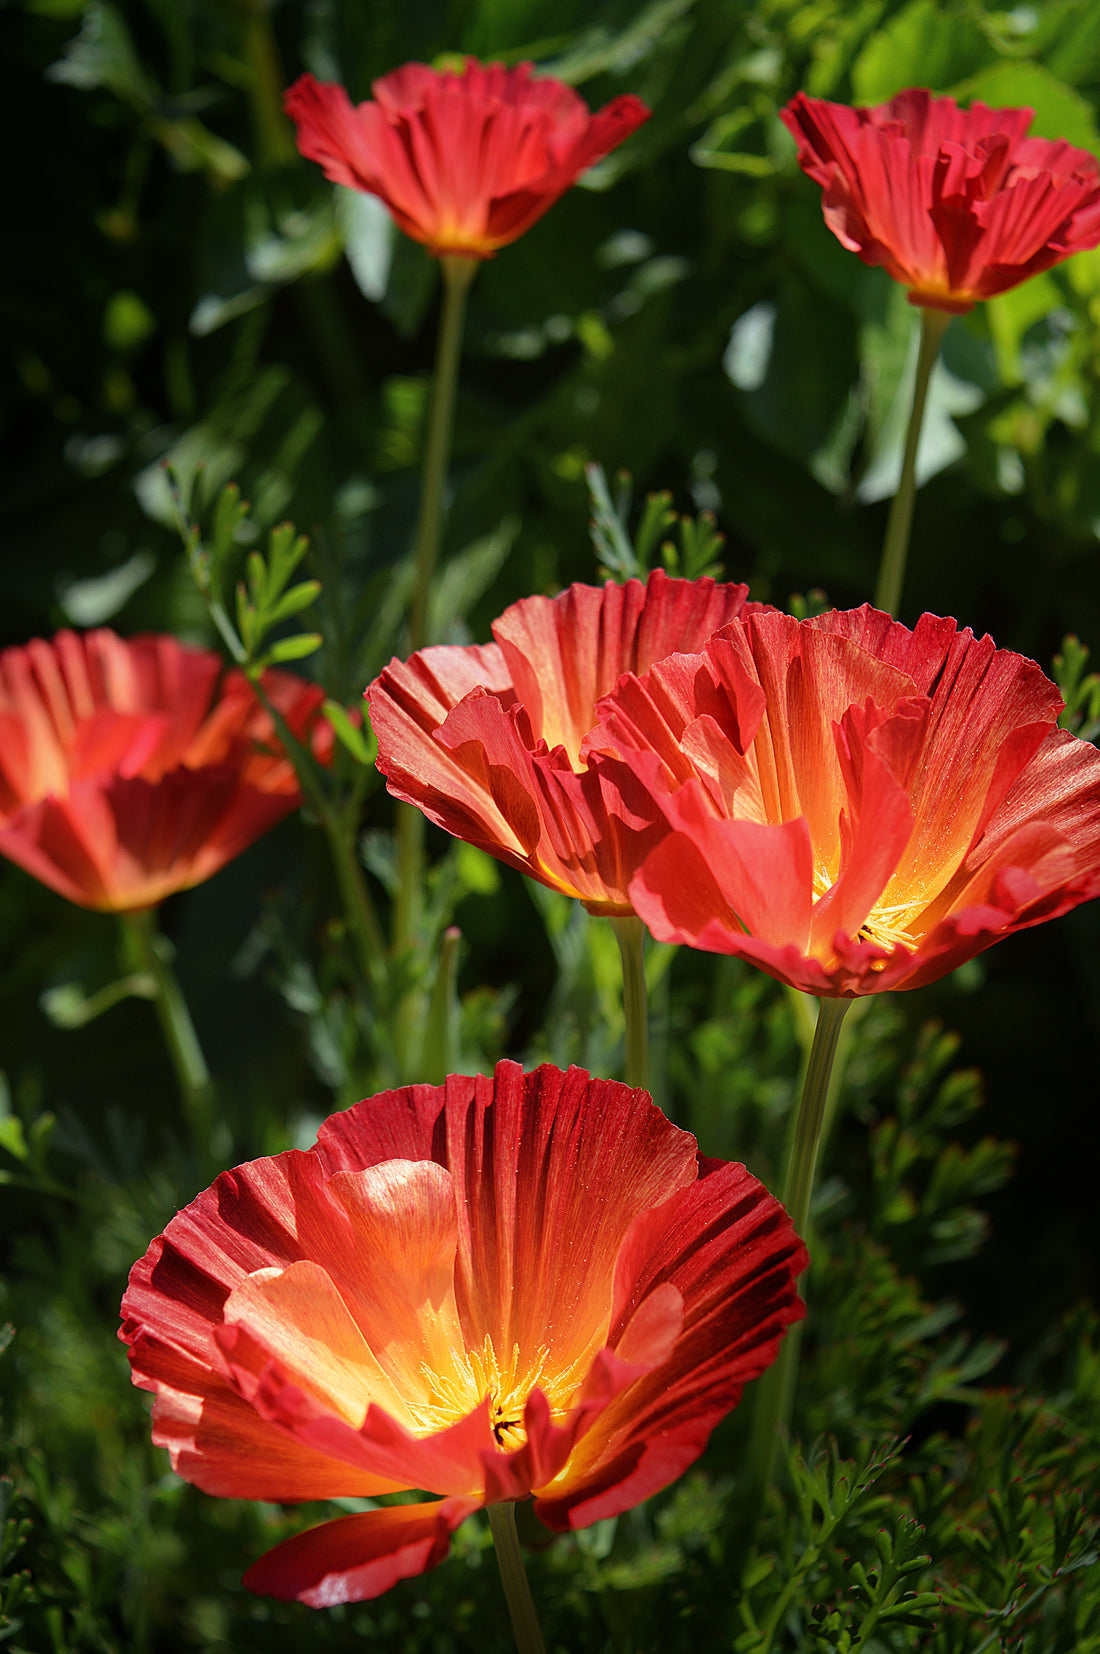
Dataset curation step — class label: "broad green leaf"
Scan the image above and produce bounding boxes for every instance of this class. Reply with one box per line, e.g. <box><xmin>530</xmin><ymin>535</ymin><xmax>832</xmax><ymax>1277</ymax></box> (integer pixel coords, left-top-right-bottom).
<box><xmin>852</xmin><ymin>0</ymin><xmax>988</xmax><ymax>103</ymax></box>
<box><xmin>953</xmin><ymin>61</ymin><xmax>1100</xmax><ymax>155</ymax></box>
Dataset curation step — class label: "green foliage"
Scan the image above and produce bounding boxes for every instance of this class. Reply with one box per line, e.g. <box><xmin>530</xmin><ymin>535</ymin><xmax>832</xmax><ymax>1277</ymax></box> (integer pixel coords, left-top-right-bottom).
<box><xmin>1054</xmin><ymin>633</ymin><xmax>1100</xmax><ymax>738</ymax></box>
<box><xmin>587</xmin><ymin>463</ymin><xmax>727</xmax><ymax>582</ymax></box>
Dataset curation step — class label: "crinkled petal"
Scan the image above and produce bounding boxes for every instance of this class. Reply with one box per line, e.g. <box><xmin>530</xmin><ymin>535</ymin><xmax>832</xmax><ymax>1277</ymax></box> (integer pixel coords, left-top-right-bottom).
<box><xmin>284</xmin><ymin>64</ymin><xmax>648</xmax><ymax>257</ymax></box>
<box><xmin>244</xmin><ymin>1497</ymin><xmax>482</xmax><ymax>1607</ymax></box>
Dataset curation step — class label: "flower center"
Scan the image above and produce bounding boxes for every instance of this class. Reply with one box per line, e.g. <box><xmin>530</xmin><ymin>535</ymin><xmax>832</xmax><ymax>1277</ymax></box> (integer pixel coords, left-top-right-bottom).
<box><xmin>411</xmin><ymin>1335</ymin><xmax>557</xmax><ymax>1451</ymax></box>
<box><xmin>855</xmin><ymin>900</ymin><xmax>920</xmax><ymax>952</ymax></box>
<box><xmin>813</xmin><ymin>864</ymin><xmax>920</xmax><ymax>957</ymax></box>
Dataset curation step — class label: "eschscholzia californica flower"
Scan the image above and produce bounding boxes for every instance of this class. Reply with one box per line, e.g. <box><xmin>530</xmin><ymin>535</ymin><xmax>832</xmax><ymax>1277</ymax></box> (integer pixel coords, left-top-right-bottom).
<box><xmin>284</xmin><ymin>59</ymin><xmax>650</xmax><ymax>260</ymax></box>
<box><xmin>367</xmin><ymin>571</ymin><xmax>761</xmax><ymax>914</ymax></box>
<box><xmin>120</xmin><ymin>1060</ymin><xmax>806</xmax><ymax>1606</ymax></box>
<box><xmin>780</xmin><ymin>88</ymin><xmax>1100</xmax><ymax>313</ymax></box>
<box><xmin>0</xmin><ymin>628</ymin><xmax>333</xmax><ymax>912</ymax></box>
<box><xmin>583</xmin><ymin>605</ymin><xmax>1100</xmax><ymax>996</ymax></box>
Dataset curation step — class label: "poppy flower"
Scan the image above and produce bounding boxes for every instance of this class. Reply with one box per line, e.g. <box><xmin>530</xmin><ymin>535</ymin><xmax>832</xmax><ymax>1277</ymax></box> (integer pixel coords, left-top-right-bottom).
<box><xmin>283</xmin><ymin>59</ymin><xmax>650</xmax><ymax>259</ymax></box>
<box><xmin>120</xmin><ymin>1060</ymin><xmax>806</xmax><ymax>1606</ymax></box>
<box><xmin>780</xmin><ymin>88</ymin><xmax>1100</xmax><ymax>312</ymax></box>
<box><xmin>0</xmin><ymin>628</ymin><xmax>333</xmax><ymax>912</ymax></box>
<box><xmin>583</xmin><ymin>605</ymin><xmax>1100</xmax><ymax>996</ymax></box>
<box><xmin>366</xmin><ymin>570</ymin><xmax>761</xmax><ymax>915</ymax></box>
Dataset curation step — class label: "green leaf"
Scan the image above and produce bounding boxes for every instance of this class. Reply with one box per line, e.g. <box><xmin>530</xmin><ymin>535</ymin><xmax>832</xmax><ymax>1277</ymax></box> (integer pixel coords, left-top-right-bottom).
<box><xmin>322</xmin><ymin>700</ymin><xmax>376</xmax><ymax>766</ymax></box>
<box><xmin>46</xmin><ymin>0</ymin><xmax>152</xmax><ymax>103</ymax></box>
<box><xmin>851</xmin><ymin>0</ymin><xmax>988</xmax><ymax>103</ymax></box>
<box><xmin>0</xmin><ymin>1117</ymin><xmax>28</xmax><ymax>1164</ymax></box>
<box><xmin>265</xmin><ymin>580</ymin><xmax>322</xmax><ymax>628</ymax></box>
<box><xmin>261</xmin><ymin>632</ymin><xmax>323</xmax><ymax>665</ymax></box>
<box><xmin>954</xmin><ymin>61</ymin><xmax>1100</xmax><ymax>155</ymax></box>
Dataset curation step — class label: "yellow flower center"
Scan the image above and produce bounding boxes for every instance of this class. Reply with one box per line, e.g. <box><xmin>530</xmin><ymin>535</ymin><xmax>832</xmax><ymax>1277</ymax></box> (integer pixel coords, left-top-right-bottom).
<box><xmin>813</xmin><ymin>864</ymin><xmax>921</xmax><ymax>957</ymax></box>
<box><xmin>410</xmin><ymin>1335</ymin><xmax>564</xmax><ymax>1452</ymax></box>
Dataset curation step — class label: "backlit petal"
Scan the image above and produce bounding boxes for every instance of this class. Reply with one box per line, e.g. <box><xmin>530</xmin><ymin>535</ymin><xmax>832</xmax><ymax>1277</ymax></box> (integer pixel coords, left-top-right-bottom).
<box><xmin>243</xmin><ymin>1498</ymin><xmax>481</xmax><ymax>1607</ymax></box>
<box><xmin>285</xmin><ymin>63</ymin><xmax>648</xmax><ymax>258</ymax></box>
<box><xmin>781</xmin><ymin>89</ymin><xmax>1100</xmax><ymax>309</ymax></box>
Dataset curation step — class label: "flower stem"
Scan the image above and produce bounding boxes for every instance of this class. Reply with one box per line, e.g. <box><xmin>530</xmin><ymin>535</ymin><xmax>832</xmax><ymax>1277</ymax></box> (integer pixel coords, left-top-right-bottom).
<box><xmin>121</xmin><ymin>909</ymin><xmax>218</xmax><ymax>1154</ymax></box>
<box><xmin>735</xmin><ymin>995</ymin><xmax>851</xmax><ymax>1541</ymax></box>
<box><xmin>873</xmin><ymin>306</ymin><xmax>952</xmax><ymax>617</ymax></box>
<box><xmin>781</xmin><ymin>995</ymin><xmax>851</xmax><ymax>1244</ymax></box>
<box><xmin>486</xmin><ymin>1503</ymin><xmax>548</xmax><ymax>1654</ymax></box>
<box><xmin>238</xmin><ymin>0</ymin><xmax>296</xmax><ymax>168</ymax></box>
<box><xmin>407</xmin><ymin>254</ymin><xmax>477</xmax><ymax>652</ymax></box>
<box><xmin>244</xmin><ymin>675</ymin><xmax>388</xmax><ymax>1003</ymax></box>
<box><xmin>393</xmin><ymin>255</ymin><xmax>477</xmax><ymax>1074</ymax></box>
<box><xmin>610</xmin><ymin>914</ymin><xmax>649</xmax><ymax>1092</ymax></box>
<box><xmin>326</xmin><ymin>799</ymin><xmax>389</xmax><ymax>1004</ymax></box>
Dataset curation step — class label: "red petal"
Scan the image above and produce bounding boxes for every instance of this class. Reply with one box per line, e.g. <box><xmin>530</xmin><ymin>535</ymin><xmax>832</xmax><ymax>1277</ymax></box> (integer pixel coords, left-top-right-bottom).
<box><xmin>285</xmin><ymin>63</ymin><xmax>648</xmax><ymax>257</ymax></box>
<box><xmin>243</xmin><ymin>1497</ymin><xmax>481</xmax><ymax>1607</ymax></box>
<box><xmin>535</xmin><ymin>1160</ymin><xmax>806</xmax><ymax>1526</ymax></box>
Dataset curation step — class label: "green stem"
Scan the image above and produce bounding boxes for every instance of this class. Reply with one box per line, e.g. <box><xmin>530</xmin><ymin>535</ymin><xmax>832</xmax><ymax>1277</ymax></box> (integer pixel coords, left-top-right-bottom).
<box><xmin>873</xmin><ymin>306</ymin><xmax>952</xmax><ymax>617</ymax></box>
<box><xmin>423</xmin><ymin>925</ymin><xmax>462</xmax><ymax>1083</ymax></box>
<box><xmin>610</xmin><ymin>914</ymin><xmax>649</xmax><ymax>1091</ymax></box>
<box><xmin>781</xmin><ymin>995</ymin><xmax>851</xmax><ymax>1242</ymax></box>
<box><xmin>735</xmin><ymin>995</ymin><xmax>852</xmax><ymax>1541</ymax></box>
<box><xmin>392</xmin><ymin>256</ymin><xmax>476</xmax><ymax>1074</ymax></box>
<box><xmin>245</xmin><ymin>675</ymin><xmax>388</xmax><ymax>1002</ymax></box>
<box><xmin>238</xmin><ymin>0</ymin><xmax>296</xmax><ymax>168</ymax></box>
<box><xmin>486</xmin><ymin>1503</ymin><xmax>548</xmax><ymax>1654</ymax></box>
<box><xmin>407</xmin><ymin>254</ymin><xmax>477</xmax><ymax>652</ymax></box>
<box><xmin>121</xmin><ymin>909</ymin><xmax>217</xmax><ymax>1152</ymax></box>
<box><xmin>326</xmin><ymin>801</ymin><xmax>389</xmax><ymax>1002</ymax></box>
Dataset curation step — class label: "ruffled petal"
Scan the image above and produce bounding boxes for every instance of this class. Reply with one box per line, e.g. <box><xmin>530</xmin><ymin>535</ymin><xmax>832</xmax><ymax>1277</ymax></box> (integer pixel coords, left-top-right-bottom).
<box><xmin>285</xmin><ymin>62</ymin><xmax>649</xmax><ymax>257</ymax></box>
<box><xmin>243</xmin><ymin>1497</ymin><xmax>482</xmax><ymax>1607</ymax></box>
<box><xmin>534</xmin><ymin>1160</ymin><xmax>806</xmax><ymax>1526</ymax></box>
<box><xmin>781</xmin><ymin>89</ymin><xmax>1100</xmax><ymax>308</ymax></box>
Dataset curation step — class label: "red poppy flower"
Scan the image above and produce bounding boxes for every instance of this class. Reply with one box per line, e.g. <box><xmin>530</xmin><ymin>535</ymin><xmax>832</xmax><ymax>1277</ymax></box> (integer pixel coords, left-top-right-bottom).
<box><xmin>284</xmin><ymin>59</ymin><xmax>650</xmax><ymax>258</ymax></box>
<box><xmin>583</xmin><ymin>606</ymin><xmax>1100</xmax><ymax>996</ymax></box>
<box><xmin>780</xmin><ymin>88</ymin><xmax>1100</xmax><ymax>312</ymax></box>
<box><xmin>366</xmin><ymin>571</ymin><xmax>761</xmax><ymax>915</ymax></box>
<box><xmin>0</xmin><ymin>629</ymin><xmax>333</xmax><ymax>912</ymax></box>
<box><xmin>120</xmin><ymin>1060</ymin><xmax>806</xmax><ymax>1606</ymax></box>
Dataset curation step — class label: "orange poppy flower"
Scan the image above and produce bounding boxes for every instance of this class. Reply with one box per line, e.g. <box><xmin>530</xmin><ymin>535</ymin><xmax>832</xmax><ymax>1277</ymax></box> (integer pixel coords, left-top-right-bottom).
<box><xmin>0</xmin><ymin>629</ymin><xmax>332</xmax><ymax>912</ymax></box>
<box><xmin>584</xmin><ymin>606</ymin><xmax>1100</xmax><ymax>995</ymax></box>
<box><xmin>780</xmin><ymin>89</ymin><xmax>1100</xmax><ymax>312</ymax></box>
<box><xmin>120</xmin><ymin>1061</ymin><xmax>806</xmax><ymax>1606</ymax></box>
<box><xmin>366</xmin><ymin>571</ymin><xmax>761</xmax><ymax>915</ymax></box>
<box><xmin>284</xmin><ymin>59</ymin><xmax>650</xmax><ymax>259</ymax></box>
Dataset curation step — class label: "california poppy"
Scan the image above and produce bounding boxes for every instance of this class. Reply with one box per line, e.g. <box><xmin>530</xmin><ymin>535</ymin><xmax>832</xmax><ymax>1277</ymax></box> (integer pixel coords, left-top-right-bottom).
<box><xmin>120</xmin><ymin>1060</ymin><xmax>806</xmax><ymax>1606</ymax></box>
<box><xmin>0</xmin><ymin>628</ymin><xmax>332</xmax><ymax>912</ymax></box>
<box><xmin>780</xmin><ymin>88</ymin><xmax>1100</xmax><ymax>312</ymax></box>
<box><xmin>285</xmin><ymin>59</ymin><xmax>650</xmax><ymax>259</ymax></box>
<box><xmin>583</xmin><ymin>605</ymin><xmax>1100</xmax><ymax>995</ymax></box>
<box><xmin>367</xmin><ymin>571</ymin><xmax>760</xmax><ymax>914</ymax></box>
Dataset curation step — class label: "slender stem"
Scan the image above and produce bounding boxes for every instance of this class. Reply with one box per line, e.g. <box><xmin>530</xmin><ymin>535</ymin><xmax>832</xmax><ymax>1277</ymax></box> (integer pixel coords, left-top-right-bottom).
<box><xmin>423</xmin><ymin>925</ymin><xmax>461</xmax><ymax>1084</ymax></box>
<box><xmin>781</xmin><ymin>995</ymin><xmax>851</xmax><ymax>1244</ymax></box>
<box><xmin>238</xmin><ymin>0</ymin><xmax>296</xmax><ymax>168</ymax></box>
<box><xmin>407</xmin><ymin>254</ymin><xmax>477</xmax><ymax>652</ymax></box>
<box><xmin>735</xmin><ymin>995</ymin><xmax>851</xmax><ymax>1543</ymax></box>
<box><xmin>486</xmin><ymin>1503</ymin><xmax>548</xmax><ymax>1654</ymax></box>
<box><xmin>873</xmin><ymin>306</ymin><xmax>952</xmax><ymax>617</ymax></box>
<box><xmin>326</xmin><ymin>801</ymin><xmax>388</xmax><ymax>1002</ymax></box>
<box><xmin>392</xmin><ymin>257</ymin><xmax>476</xmax><ymax>1074</ymax></box>
<box><xmin>121</xmin><ymin>909</ymin><xmax>217</xmax><ymax>1151</ymax></box>
<box><xmin>245</xmin><ymin>675</ymin><xmax>388</xmax><ymax>1000</ymax></box>
<box><xmin>610</xmin><ymin>914</ymin><xmax>649</xmax><ymax>1092</ymax></box>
